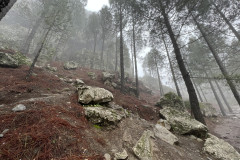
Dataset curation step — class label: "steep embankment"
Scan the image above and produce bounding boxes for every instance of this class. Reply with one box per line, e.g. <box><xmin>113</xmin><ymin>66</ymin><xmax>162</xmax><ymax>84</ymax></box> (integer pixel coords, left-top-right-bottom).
<box><xmin>0</xmin><ymin>59</ymin><xmax>239</xmax><ymax>160</ymax></box>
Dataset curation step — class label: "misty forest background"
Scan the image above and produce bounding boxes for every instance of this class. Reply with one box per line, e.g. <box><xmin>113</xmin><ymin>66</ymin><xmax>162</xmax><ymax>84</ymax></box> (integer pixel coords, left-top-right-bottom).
<box><xmin>0</xmin><ymin>0</ymin><xmax>240</xmax><ymax>122</ymax></box>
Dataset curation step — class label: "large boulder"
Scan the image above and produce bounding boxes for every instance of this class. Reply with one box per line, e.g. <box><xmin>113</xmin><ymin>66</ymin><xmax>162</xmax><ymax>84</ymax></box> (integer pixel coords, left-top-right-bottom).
<box><xmin>200</xmin><ymin>102</ymin><xmax>219</xmax><ymax>117</ymax></box>
<box><xmin>0</xmin><ymin>52</ymin><xmax>19</xmax><ymax>68</ymax></box>
<box><xmin>84</xmin><ymin>106</ymin><xmax>126</xmax><ymax>126</ymax></box>
<box><xmin>78</xmin><ymin>86</ymin><xmax>113</xmax><ymax>104</ymax></box>
<box><xmin>155</xmin><ymin>92</ymin><xmax>184</xmax><ymax>110</ymax></box>
<box><xmin>12</xmin><ymin>52</ymin><xmax>32</xmax><ymax>66</ymax></box>
<box><xmin>203</xmin><ymin>134</ymin><xmax>240</xmax><ymax>160</ymax></box>
<box><xmin>153</xmin><ymin>124</ymin><xmax>178</xmax><ymax>145</ymax></box>
<box><xmin>63</xmin><ymin>61</ymin><xmax>78</xmax><ymax>70</ymax></box>
<box><xmin>159</xmin><ymin>107</ymin><xmax>208</xmax><ymax>138</ymax></box>
<box><xmin>133</xmin><ymin>130</ymin><xmax>154</xmax><ymax>160</ymax></box>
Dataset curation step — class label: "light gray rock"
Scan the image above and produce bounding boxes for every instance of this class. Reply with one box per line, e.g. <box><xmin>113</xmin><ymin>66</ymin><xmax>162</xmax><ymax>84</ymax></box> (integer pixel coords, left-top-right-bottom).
<box><xmin>203</xmin><ymin>134</ymin><xmax>240</xmax><ymax>160</ymax></box>
<box><xmin>46</xmin><ymin>64</ymin><xmax>57</xmax><ymax>72</ymax></box>
<box><xmin>114</xmin><ymin>149</ymin><xmax>128</xmax><ymax>160</ymax></box>
<box><xmin>102</xmin><ymin>72</ymin><xmax>115</xmax><ymax>81</ymax></box>
<box><xmin>0</xmin><ymin>134</ymin><xmax>3</xmax><ymax>138</ymax></box>
<box><xmin>133</xmin><ymin>130</ymin><xmax>154</xmax><ymax>160</ymax></box>
<box><xmin>104</xmin><ymin>153</ymin><xmax>111</xmax><ymax>160</ymax></box>
<box><xmin>88</xmin><ymin>72</ymin><xmax>96</xmax><ymax>79</ymax></box>
<box><xmin>154</xmin><ymin>124</ymin><xmax>178</xmax><ymax>145</ymax></box>
<box><xmin>63</xmin><ymin>61</ymin><xmax>78</xmax><ymax>70</ymax></box>
<box><xmin>200</xmin><ymin>102</ymin><xmax>219</xmax><ymax>117</ymax></box>
<box><xmin>12</xmin><ymin>104</ymin><xmax>26</xmax><ymax>112</ymax></box>
<box><xmin>112</xmin><ymin>82</ymin><xmax>118</xmax><ymax>88</ymax></box>
<box><xmin>0</xmin><ymin>52</ymin><xmax>19</xmax><ymax>68</ymax></box>
<box><xmin>78</xmin><ymin>86</ymin><xmax>113</xmax><ymax>104</ymax></box>
<box><xmin>159</xmin><ymin>107</ymin><xmax>208</xmax><ymax>138</ymax></box>
<box><xmin>2</xmin><ymin>129</ymin><xmax>9</xmax><ymax>135</ymax></box>
<box><xmin>157</xmin><ymin>119</ymin><xmax>171</xmax><ymax>130</ymax></box>
<box><xmin>84</xmin><ymin>106</ymin><xmax>126</xmax><ymax>126</ymax></box>
<box><xmin>75</xmin><ymin>79</ymin><xmax>85</xmax><ymax>85</ymax></box>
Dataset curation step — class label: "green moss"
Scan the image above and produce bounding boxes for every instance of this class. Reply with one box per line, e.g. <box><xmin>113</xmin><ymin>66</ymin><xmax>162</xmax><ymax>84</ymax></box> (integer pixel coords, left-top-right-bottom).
<box><xmin>12</xmin><ymin>52</ymin><xmax>32</xmax><ymax>66</ymax></box>
<box><xmin>93</xmin><ymin>124</ymin><xmax>102</xmax><ymax>129</ymax></box>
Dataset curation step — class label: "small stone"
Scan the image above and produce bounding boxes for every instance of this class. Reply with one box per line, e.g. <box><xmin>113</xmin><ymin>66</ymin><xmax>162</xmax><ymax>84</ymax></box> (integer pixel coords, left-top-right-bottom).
<box><xmin>0</xmin><ymin>104</ymin><xmax>4</xmax><ymax>108</ymax></box>
<box><xmin>0</xmin><ymin>134</ymin><xmax>3</xmax><ymax>138</ymax></box>
<box><xmin>189</xmin><ymin>135</ymin><xmax>197</xmax><ymax>140</ymax></box>
<box><xmin>114</xmin><ymin>149</ymin><xmax>128</xmax><ymax>160</ymax></box>
<box><xmin>2</xmin><ymin>129</ymin><xmax>9</xmax><ymax>134</ymax></box>
<box><xmin>75</xmin><ymin>79</ymin><xmax>85</xmax><ymax>85</ymax></box>
<box><xmin>12</xmin><ymin>104</ymin><xmax>26</xmax><ymax>112</ymax></box>
<box><xmin>104</xmin><ymin>153</ymin><xmax>111</xmax><ymax>160</ymax></box>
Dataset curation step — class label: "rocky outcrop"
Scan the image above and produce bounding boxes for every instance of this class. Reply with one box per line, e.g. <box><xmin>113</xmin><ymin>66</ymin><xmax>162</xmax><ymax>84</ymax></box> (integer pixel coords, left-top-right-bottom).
<box><xmin>159</xmin><ymin>107</ymin><xmax>208</xmax><ymax>137</ymax></box>
<box><xmin>63</xmin><ymin>61</ymin><xmax>78</xmax><ymax>70</ymax></box>
<box><xmin>203</xmin><ymin>134</ymin><xmax>240</xmax><ymax>160</ymax></box>
<box><xmin>84</xmin><ymin>106</ymin><xmax>126</xmax><ymax>126</ymax></box>
<box><xmin>0</xmin><ymin>52</ymin><xmax>19</xmax><ymax>68</ymax></box>
<box><xmin>114</xmin><ymin>149</ymin><xmax>128</xmax><ymax>160</ymax></box>
<box><xmin>153</xmin><ymin>124</ymin><xmax>178</xmax><ymax>145</ymax></box>
<box><xmin>133</xmin><ymin>130</ymin><xmax>154</xmax><ymax>160</ymax></box>
<box><xmin>102</xmin><ymin>72</ymin><xmax>115</xmax><ymax>81</ymax></box>
<box><xmin>156</xmin><ymin>92</ymin><xmax>184</xmax><ymax>110</ymax></box>
<box><xmin>78</xmin><ymin>86</ymin><xmax>113</xmax><ymax>104</ymax></box>
<box><xmin>200</xmin><ymin>102</ymin><xmax>219</xmax><ymax>117</ymax></box>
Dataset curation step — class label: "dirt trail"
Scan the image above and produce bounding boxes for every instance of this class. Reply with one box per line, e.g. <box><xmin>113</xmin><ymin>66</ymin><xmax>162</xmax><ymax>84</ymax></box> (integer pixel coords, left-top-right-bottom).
<box><xmin>206</xmin><ymin>105</ymin><xmax>240</xmax><ymax>152</ymax></box>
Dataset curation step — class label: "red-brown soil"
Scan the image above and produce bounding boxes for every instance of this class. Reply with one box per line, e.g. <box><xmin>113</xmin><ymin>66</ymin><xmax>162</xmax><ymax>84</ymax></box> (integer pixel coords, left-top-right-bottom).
<box><xmin>0</xmin><ymin>62</ymin><xmax>239</xmax><ymax>160</ymax></box>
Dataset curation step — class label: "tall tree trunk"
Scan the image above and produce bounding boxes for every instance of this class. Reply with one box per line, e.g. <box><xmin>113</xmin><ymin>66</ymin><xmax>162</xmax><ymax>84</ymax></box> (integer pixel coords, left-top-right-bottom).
<box><xmin>193</xmin><ymin>16</ymin><xmax>240</xmax><ymax>107</ymax></box>
<box><xmin>131</xmin><ymin>35</ymin><xmax>134</xmax><ymax>77</ymax></box>
<box><xmin>91</xmin><ymin>35</ymin><xmax>97</xmax><ymax>69</ymax></box>
<box><xmin>115</xmin><ymin>34</ymin><xmax>118</xmax><ymax>72</ymax></box>
<box><xmin>159</xmin><ymin>1</ymin><xmax>205</xmax><ymax>124</ymax></box>
<box><xmin>0</xmin><ymin>0</ymin><xmax>17</xmax><ymax>21</ymax></box>
<box><xmin>100</xmin><ymin>34</ymin><xmax>105</xmax><ymax>70</ymax></box>
<box><xmin>161</xmin><ymin>33</ymin><xmax>182</xmax><ymax>98</ymax></box>
<box><xmin>214</xmin><ymin>79</ymin><xmax>233</xmax><ymax>113</ymax></box>
<box><xmin>155</xmin><ymin>60</ymin><xmax>164</xmax><ymax>96</ymax></box>
<box><xmin>199</xmin><ymin>85</ymin><xmax>208</xmax><ymax>102</ymax></box>
<box><xmin>205</xmin><ymin>71</ymin><xmax>226</xmax><ymax>116</ymax></box>
<box><xmin>26</xmin><ymin>28</ymin><xmax>51</xmax><ymax>79</ymax></box>
<box><xmin>193</xmin><ymin>80</ymin><xmax>203</xmax><ymax>102</ymax></box>
<box><xmin>21</xmin><ymin>17</ymin><xmax>43</xmax><ymax>55</ymax></box>
<box><xmin>119</xmin><ymin>6</ymin><xmax>125</xmax><ymax>92</ymax></box>
<box><xmin>212</xmin><ymin>2</ymin><xmax>240</xmax><ymax>41</ymax></box>
<box><xmin>132</xmin><ymin>18</ymin><xmax>139</xmax><ymax>98</ymax></box>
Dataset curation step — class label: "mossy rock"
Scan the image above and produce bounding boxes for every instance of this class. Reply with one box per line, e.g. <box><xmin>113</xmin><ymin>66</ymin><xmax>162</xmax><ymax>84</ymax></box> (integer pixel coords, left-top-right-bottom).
<box><xmin>12</xmin><ymin>52</ymin><xmax>32</xmax><ymax>66</ymax></box>
<box><xmin>156</xmin><ymin>92</ymin><xmax>184</xmax><ymax>110</ymax></box>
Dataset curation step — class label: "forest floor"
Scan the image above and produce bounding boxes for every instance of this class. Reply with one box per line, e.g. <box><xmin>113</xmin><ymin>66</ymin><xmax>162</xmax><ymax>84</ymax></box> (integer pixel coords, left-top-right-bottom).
<box><xmin>0</xmin><ymin>62</ymin><xmax>239</xmax><ymax>159</ymax></box>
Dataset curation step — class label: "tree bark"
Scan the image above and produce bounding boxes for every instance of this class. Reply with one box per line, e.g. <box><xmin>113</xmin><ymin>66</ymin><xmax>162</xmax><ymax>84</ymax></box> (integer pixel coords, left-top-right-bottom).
<box><xmin>91</xmin><ymin>34</ymin><xmax>97</xmax><ymax>69</ymax></box>
<box><xmin>155</xmin><ymin>59</ymin><xmax>164</xmax><ymax>96</ymax></box>
<box><xmin>132</xmin><ymin>18</ymin><xmax>139</xmax><ymax>97</ymax></box>
<box><xmin>119</xmin><ymin>5</ymin><xmax>125</xmax><ymax>92</ymax></box>
<box><xmin>193</xmin><ymin>80</ymin><xmax>203</xmax><ymax>102</ymax></box>
<box><xmin>193</xmin><ymin>16</ymin><xmax>240</xmax><ymax>107</ymax></box>
<box><xmin>205</xmin><ymin>71</ymin><xmax>226</xmax><ymax>116</ymax></box>
<box><xmin>212</xmin><ymin>2</ymin><xmax>240</xmax><ymax>42</ymax></box>
<box><xmin>100</xmin><ymin>34</ymin><xmax>105</xmax><ymax>70</ymax></box>
<box><xmin>159</xmin><ymin>0</ymin><xmax>205</xmax><ymax>124</ymax></box>
<box><xmin>199</xmin><ymin>85</ymin><xmax>208</xmax><ymax>102</ymax></box>
<box><xmin>26</xmin><ymin>28</ymin><xmax>50</xmax><ymax>79</ymax></box>
<box><xmin>115</xmin><ymin>34</ymin><xmax>118</xmax><ymax>72</ymax></box>
<box><xmin>161</xmin><ymin>33</ymin><xmax>182</xmax><ymax>98</ymax></box>
<box><xmin>21</xmin><ymin>17</ymin><xmax>43</xmax><ymax>55</ymax></box>
<box><xmin>0</xmin><ymin>0</ymin><xmax>17</xmax><ymax>21</ymax></box>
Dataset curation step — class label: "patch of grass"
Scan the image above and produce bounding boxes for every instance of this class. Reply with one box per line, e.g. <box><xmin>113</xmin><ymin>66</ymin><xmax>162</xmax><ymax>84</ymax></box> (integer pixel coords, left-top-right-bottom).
<box><xmin>93</xmin><ymin>124</ymin><xmax>102</xmax><ymax>129</ymax></box>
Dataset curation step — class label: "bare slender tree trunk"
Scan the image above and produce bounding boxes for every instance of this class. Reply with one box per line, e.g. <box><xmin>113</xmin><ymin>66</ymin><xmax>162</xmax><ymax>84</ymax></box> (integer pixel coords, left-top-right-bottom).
<box><xmin>161</xmin><ymin>33</ymin><xmax>182</xmax><ymax>98</ymax></box>
<box><xmin>193</xmin><ymin>16</ymin><xmax>240</xmax><ymax>107</ymax></box>
<box><xmin>26</xmin><ymin>28</ymin><xmax>50</xmax><ymax>79</ymax></box>
<box><xmin>132</xmin><ymin>18</ymin><xmax>139</xmax><ymax>97</ymax></box>
<box><xmin>21</xmin><ymin>17</ymin><xmax>43</xmax><ymax>55</ymax></box>
<box><xmin>212</xmin><ymin>2</ymin><xmax>240</xmax><ymax>41</ymax></box>
<box><xmin>205</xmin><ymin>71</ymin><xmax>226</xmax><ymax>116</ymax></box>
<box><xmin>155</xmin><ymin>60</ymin><xmax>164</xmax><ymax>96</ymax></box>
<box><xmin>100</xmin><ymin>34</ymin><xmax>105</xmax><ymax>70</ymax></box>
<box><xmin>199</xmin><ymin>85</ymin><xmax>208</xmax><ymax>102</ymax></box>
<box><xmin>160</xmin><ymin>0</ymin><xmax>205</xmax><ymax>124</ymax></box>
<box><xmin>115</xmin><ymin>34</ymin><xmax>118</xmax><ymax>72</ymax></box>
<box><xmin>119</xmin><ymin>6</ymin><xmax>125</xmax><ymax>92</ymax></box>
<box><xmin>91</xmin><ymin>35</ymin><xmax>97</xmax><ymax>69</ymax></box>
<box><xmin>193</xmin><ymin>80</ymin><xmax>203</xmax><ymax>102</ymax></box>
<box><xmin>0</xmin><ymin>0</ymin><xmax>17</xmax><ymax>21</ymax></box>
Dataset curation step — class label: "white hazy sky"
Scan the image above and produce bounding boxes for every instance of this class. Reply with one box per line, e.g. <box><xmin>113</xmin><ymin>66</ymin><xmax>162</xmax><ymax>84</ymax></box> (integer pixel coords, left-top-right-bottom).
<box><xmin>85</xmin><ymin>0</ymin><xmax>109</xmax><ymax>12</ymax></box>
